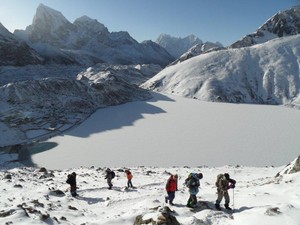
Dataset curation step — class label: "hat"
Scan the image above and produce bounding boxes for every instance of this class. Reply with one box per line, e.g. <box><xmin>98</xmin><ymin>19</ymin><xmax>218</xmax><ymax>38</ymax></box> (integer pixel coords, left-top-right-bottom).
<box><xmin>174</xmin><ymin>174</ymin><xmax>178</xmax><ymax>178</ymax></box>
<box><xmin>224</xmin><ymin>173</ymin><xmax>230</xmax><ymax>179</ymax></box>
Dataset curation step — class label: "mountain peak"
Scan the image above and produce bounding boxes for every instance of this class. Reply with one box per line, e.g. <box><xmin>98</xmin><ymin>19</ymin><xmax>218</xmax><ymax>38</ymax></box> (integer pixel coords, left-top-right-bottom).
<box><xmin>155</xmin><ymin>33</ymin><xmax>203</xmax><ymax>58</ymax></box>
<box><xmin>74</xmin><ymin>16</ymin><xmax>108</xmax><ymax>34</ymax></box>
<box><xmin>230</xmin><ymin>5</ymin><xmax>300</xmax><ymax>48</ymax></box>
<box><xmin>33</xmin><ymin>4</ymin><xmax>71</xmax><ymax>31</ymax></box>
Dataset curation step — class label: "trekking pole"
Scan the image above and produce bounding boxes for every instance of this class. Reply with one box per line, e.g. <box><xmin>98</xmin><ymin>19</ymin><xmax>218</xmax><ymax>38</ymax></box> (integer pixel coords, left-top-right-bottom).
<box><xmin>232</xmin><ymin>188</ymin><xmax>235</xmax><ymax>212</ymax></box>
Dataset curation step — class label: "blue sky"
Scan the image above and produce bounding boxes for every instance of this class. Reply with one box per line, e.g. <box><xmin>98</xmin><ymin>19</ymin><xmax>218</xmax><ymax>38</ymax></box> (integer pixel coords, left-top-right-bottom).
<box><xmin>0</xmin><ymin>0</ymin><xmax>299</xmax><ymax>46</ymax></box>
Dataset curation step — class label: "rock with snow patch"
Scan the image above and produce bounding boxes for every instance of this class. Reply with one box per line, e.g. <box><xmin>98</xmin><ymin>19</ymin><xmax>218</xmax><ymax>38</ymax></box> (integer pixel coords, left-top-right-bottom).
<box><xmin>265</xmin><ymin>207</ymin><xmax>281</xmax><ymax>216</ymax></box>
<box><xmin>133</xmin><ymin>206</ymin><xmax>180</xmax><ymax>225</ymax></box>
<box><xmin>278</xmin><ymin>155</ymin><xmax>300</xmax><ymax>175</ymax></box>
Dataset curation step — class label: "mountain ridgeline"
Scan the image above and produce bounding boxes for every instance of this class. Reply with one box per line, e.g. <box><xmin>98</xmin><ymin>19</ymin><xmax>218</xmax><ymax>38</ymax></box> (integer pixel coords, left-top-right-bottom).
<box><xmin>3</xmin><ymin>4</ymin><xmax>174</xmax><ymax>67</ymax></box>
<box><xmin>142</xmin><ymin>6</ymin><xmax>300</xmax><ymax>108</ymax></box>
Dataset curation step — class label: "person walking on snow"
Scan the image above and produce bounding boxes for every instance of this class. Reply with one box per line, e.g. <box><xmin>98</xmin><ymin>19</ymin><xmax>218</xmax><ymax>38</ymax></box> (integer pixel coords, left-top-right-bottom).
<box><xmin>185</xmin><ymin>173</ymin><xmax>203</xmax><ymax>208</ymax></box>
<box><xmin>66</xmin><ymin>172</ymin><xmax>78</xmax><ymax>197</ymax></box>
<box><xmin>105</xmin><ymin>168</ymin><xmax>115</xmax><ymax>190</ymax></box>
<box><xmin>125</xmin><ymin>169</ymin><xmax>133</xmax><ymax>188</ymax></box>
<box><xmin>215</xmin><ymin>173</ymin><xmax>236</xmax><ymax>210</ymax></box>
<box><xmin>165</xmin><ymin>174</ymin><xmax>178</xmax><ymax>205</ymax></box>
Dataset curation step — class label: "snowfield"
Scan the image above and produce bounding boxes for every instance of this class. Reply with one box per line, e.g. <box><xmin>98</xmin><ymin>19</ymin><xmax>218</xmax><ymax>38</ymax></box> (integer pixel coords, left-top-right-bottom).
<box><xmin>27</xmin><ymin>92</ymin><xmax>300</xmax><ymax>170</ymax></box>
<box><xmin>0</xmin><ymin>164</ymin><xmax>299</xmax><ymax>225</ymax></box>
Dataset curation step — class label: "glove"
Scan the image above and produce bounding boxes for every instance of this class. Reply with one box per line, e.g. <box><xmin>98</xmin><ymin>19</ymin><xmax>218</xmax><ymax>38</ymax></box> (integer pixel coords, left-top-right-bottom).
<box><xmin>228</xmin><ymin>184</ymin><xmax>235</xmax><ymax>189</ymax></box>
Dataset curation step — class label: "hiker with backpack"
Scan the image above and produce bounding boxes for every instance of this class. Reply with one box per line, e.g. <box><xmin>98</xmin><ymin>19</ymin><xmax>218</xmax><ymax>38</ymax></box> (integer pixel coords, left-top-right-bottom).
<box><xmin>165</xmin><ymin>174</ymin><xmax>178</xmax><ymax>205</ymax></box>
<box><xmin>185</xmin><ymin>172</ymin><xmax>203</xmax><ymax>208</ymax></box>
<box><xmin>215</xmin><ymin>173</ymin><xmax>236</xmax><ymax>210</ymax></box>
<box><xmin>125</xmin><ymin>169</ymin><xmax>133</xmax><ymax>188</ymax></box>
<box><xmin>66</xmin><ymin>172</ymin><xmax>78</xmax><ymax>197</ymax></box>
<box><xmin>105</xmin><ymin>168</ymin><xmax>115</xmax><ymax>190</ymax></box>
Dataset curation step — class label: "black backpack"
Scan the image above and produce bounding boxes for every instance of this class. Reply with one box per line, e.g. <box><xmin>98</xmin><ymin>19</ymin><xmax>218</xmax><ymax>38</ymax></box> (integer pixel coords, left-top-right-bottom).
<box><xmin>111</xmin><ymin>171</ymin><xmax>115</xmax><ymax>179</ymax></box>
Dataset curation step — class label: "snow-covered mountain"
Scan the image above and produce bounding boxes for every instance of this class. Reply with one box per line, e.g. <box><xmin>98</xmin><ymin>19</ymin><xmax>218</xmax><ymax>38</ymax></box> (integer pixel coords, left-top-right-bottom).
<box><xmin>230</xmin><ymin>6</ymin><xmax>300</xmax><ymax>48</ymax></box>
<box><xmin>169</xmin><ymin>42</ymin><xmax>224</xmax><ymax>65</ymax></box>
<box><xmin>155</xmin><ymin>34</ymin><xmax>204</xmax><ymax>58</ymax></box>
<box><xmin>142</xmin><ymin>34</ymin><xmax>300</xmax><ymax>107</ymax></box>
<box><xmin>13</xmin><ymin>4</ymin><xmax>174</xmax><ymax>66</ymax></box>
<box><xmin>0</xmin><ymin>23</ymin><xmax>43</xmax><ymax>66</ymax></box>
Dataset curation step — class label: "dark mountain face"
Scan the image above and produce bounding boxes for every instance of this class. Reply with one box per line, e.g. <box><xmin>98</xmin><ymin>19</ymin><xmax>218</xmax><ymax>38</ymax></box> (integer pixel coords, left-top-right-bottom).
<box><xmin>0</xmin><ymin>23</ymin><xmax>43</xmax><ymax>66</ymax></box>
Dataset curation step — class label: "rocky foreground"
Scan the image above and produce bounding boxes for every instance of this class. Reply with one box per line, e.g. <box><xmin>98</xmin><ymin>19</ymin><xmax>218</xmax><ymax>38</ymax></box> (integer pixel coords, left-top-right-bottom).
<box><xmin>0</xmin><ymin>155</ymin><xmax>299</xmax><ymax>225</ymax></box>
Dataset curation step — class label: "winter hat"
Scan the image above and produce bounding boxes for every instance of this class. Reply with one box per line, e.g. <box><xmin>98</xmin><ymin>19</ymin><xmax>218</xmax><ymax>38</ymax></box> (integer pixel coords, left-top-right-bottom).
<box><xmin>198</xmin><ymin>173</ymin><xmax>203</xmax><ymax>179</ymax></box>
<box><xmin>224</xmin><ymin>173</ymin><xmax>230</xmax><ymax>179</ymax></box>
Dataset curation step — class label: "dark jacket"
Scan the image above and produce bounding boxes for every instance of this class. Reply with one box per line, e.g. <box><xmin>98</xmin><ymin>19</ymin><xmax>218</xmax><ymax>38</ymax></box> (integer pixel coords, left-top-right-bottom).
<box><xmin>66</xmin><ymin>173</ymin><xmax>77</xmax><ymax>192</ymax></box>
<box><xmin>216</xmin><ymin>174</ymin><xmax>236</xmax><ymax>192</ymax></box>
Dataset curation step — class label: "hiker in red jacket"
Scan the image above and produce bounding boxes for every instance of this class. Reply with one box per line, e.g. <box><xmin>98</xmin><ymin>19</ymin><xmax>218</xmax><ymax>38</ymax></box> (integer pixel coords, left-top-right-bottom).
<box><xmin>125</xmin><ymin>169</ymin><xmax>133</xmax><ymax>188</ymax></box>
<box><xmin>165</xmin><ymin>174</ymin><xmax>178</xmax><ymax>205</ymax></box>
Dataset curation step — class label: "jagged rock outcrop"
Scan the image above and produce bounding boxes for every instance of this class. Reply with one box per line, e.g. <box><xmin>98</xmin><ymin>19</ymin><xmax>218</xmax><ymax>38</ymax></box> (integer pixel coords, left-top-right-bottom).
<box><xmin>279</xmin><ymin>155</ymin><xmax>300</xmax><ymax>175</ymax></box>
<box><xmin>230</xmin><ymin>6</ymin><xmax>300</xmax><ymax>48</ymax></box>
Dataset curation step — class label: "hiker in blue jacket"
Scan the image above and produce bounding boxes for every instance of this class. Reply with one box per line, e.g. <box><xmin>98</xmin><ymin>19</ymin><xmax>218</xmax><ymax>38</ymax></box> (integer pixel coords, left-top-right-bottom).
<box><xmin>185</xmin><ymin>172</ymin><xmax>203</xmax><ymax>208</ymax></box>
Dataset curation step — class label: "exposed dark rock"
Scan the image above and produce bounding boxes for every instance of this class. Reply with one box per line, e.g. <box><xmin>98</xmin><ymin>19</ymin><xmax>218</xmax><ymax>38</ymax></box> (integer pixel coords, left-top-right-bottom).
<box><xmin>265</xmin><ymin>207</ymin><xmax>281</xmax><ymax>216</ymax></box>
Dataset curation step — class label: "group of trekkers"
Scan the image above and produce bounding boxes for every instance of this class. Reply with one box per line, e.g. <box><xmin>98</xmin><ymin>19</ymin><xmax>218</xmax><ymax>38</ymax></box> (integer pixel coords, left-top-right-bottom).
<box><xmin>66</xmin><ymin>168</ymin><xmax>236</xmax><ymax>211</ymax></box>
<box><xmin>66</xmin><ymin>168</ymin><xmax>134</xmax><ymax>197</ymax></box>
<box><xmin>165</xmin><ymin>172</ymin><xmax>236</xmax><ymax>210</ymax></box>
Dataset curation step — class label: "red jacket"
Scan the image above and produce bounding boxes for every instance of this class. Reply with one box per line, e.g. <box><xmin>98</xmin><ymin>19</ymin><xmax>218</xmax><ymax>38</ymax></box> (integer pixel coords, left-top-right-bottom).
<box><xmin>126</xmin><ymin>172</ymin><xmax>133</xmax><ymax>180</ymax></box>
<box><xmin>166</xmin><ymin>176</ymin><xmax>178</xmax><ymax>192</ymax></box>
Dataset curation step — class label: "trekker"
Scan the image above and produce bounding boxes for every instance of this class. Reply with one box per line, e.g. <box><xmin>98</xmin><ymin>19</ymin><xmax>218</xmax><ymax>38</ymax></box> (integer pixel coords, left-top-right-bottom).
<box><xmin>105</xmin><ymin>168</ymin><xmax>115</xmax><ymax>190</ymax></box>
<box><xmin>66</xmin><ymin>172</ymin><xmax>78</xmax><ymax>197</ymax></box>
<box><xmin>165</xmin><ymin>174</ymin><xmax>178</xmax><ymax>205</ymax></box>
<box><xmin>125</xmin><ymin>169</ymin><xmax>133</xmax><ymax>188</ymax></box>
<box><xmin>185</xmin><ymin>173</ymin><xmax>203</xmax><ymax>208</ymax></box>
<box><xmin>215</xmin><ymin>173</ymin><xmax>236</xmax><ymax>210</ymax></box>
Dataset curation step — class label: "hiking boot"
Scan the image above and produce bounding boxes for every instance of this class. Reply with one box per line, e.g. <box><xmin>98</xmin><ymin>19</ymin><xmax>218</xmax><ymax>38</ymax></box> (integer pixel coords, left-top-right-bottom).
<box><xmin>215</xmin><ymin>203</ymin><xmax>221</xmax><ymax>210</ymax></box>
<box><xmin>170</xmin><ymin>201</ymin><xmax>174</xmax><ymax>206</ymax></box>
<box><xmin>225</xmin><ymin>204</ymin><xmax>232</xmax><ymax>210</ymax></box>
<box><xmin>165</xmin><ymin>197</ymin><xmax>168</xmax><ymax>203</ymax></box>
<box><xmin>187</xmin><ymin>202</ymin><xmax>195</xmax><ymax>208</ymax></box>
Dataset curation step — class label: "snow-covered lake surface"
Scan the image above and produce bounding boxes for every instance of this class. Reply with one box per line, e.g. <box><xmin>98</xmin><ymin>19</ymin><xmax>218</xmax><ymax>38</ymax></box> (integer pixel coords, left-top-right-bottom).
<box><xmin>29</xmin><ymin>92</ymin><xmax>300</xmax><ymax>170</ymax></box>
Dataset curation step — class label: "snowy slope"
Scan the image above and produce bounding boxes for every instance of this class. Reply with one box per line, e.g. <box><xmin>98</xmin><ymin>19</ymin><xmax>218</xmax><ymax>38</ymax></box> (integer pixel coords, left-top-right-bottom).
<box><xmin>169</xmin><ymin>42</ymin><xmax>224</xmax><ymax>66</ymax></box>
<box><xmin>142</xmin><ymin>35</ymin><xmax>300</xmax><ymax>107</ymax></box>
<box><xmin>0</xmin><ymin>163</ymin><xmax>299</xmax><ymax>225</ymax></box>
